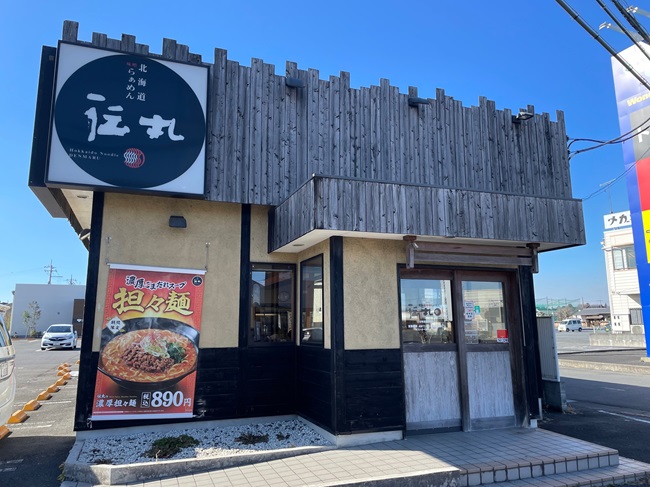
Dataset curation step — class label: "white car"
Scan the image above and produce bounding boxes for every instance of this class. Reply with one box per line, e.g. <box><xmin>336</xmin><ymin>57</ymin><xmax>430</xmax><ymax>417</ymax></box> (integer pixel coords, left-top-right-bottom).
<box><xmin>557</xmin><ymin>319</ymin><xmax>583</xmax><ymax>332</ymax></box>
<box><xmin>41</xmin><ymin>324</ymin><xmax>78</xmax><ymax>350</ymax></box>
<box><xmin>0</xmin><ymin>315</ymin><xmax>16</xmax><ymax>426</ymax></box>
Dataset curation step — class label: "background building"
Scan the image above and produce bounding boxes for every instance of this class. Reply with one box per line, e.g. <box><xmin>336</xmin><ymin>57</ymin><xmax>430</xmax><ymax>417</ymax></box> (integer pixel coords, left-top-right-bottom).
<box><xmin>602</xmin><ymin>210</ymin><xmax>645</xmax><ymax>334</ymax></box>
<box><xmin>11</xmin><ymin>284</ymin><xmax>85</xmax><ymax>336</ymax></box>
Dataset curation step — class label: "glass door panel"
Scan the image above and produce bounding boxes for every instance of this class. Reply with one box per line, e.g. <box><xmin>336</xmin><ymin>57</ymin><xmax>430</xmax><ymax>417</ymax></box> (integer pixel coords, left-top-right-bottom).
<box><xmin>400</xmin><ymin>278</ymin><xmax>455</xmax><ymax>345</ymax></box>
<box><xmin>461</xmin><ymin>280</ymin><xmax>507</xmax><ymax>345</ymax></box>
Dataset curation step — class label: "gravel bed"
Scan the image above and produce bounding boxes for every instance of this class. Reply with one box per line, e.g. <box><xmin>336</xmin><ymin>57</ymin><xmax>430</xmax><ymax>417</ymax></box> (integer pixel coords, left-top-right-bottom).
<box><xmin>78</xmin><ymin>420</ymin><xmax>331</xmax><ymax>465</ymax></box>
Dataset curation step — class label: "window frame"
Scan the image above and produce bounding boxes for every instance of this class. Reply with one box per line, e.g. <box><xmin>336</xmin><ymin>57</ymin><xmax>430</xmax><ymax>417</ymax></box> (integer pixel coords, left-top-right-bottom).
<box><xmin>300</xmin><ymin>254</ymin><xmax>324</xmax><ymax>347</ymax></box>
<box><xmin>248</xmin><ymin>262</ymin><xmax>295</xmax><ymax>347</ymax></box>
<box><xmin>399</xmin><ymin>268</ymin><xmax>457</xmax><ymax>352</ymax></box>
<box><xmin>612</xmin><ymin>245</ymin><xmax>637</xmax><ymax>271</ymax></box>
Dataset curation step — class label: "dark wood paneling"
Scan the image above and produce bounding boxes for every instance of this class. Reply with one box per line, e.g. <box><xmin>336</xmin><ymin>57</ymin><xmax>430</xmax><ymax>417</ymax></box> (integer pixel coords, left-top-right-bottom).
<box><xmin>81</xmin><ymin>346</ymin><xmax>298</xmax><ymax>430</ymax></box>
<box><xmin>297</xmin><ymin>343</ymin><xmax>333</xmax><ymax>431</ymax></box>
<box><xmin>240</xmin><ymin>347</ymin><xmax>296</xmax><ymax>416</ymax></box>
<box><xmin>518</xmin><ymin>266</ymin><xmax>543</xmax><ymax>419</ymax></box>
<box><xmin>330</xmin><ymin>236</ymin><xmax>345</xmax><ymax>433</ymax></box>
<box><xmin>194</xmin><ymin>348</ymin><xmax>239</xmax><ymax>419</ymax></box>
<box><xmin>339</xmin><ymin>349</ymin><xmax>405</xmax><ymax>434</ymax></box>
<box><xmin>74</xmin><ymin>192</ymin><xmax>104</xmax><ymax>431</ymax></box>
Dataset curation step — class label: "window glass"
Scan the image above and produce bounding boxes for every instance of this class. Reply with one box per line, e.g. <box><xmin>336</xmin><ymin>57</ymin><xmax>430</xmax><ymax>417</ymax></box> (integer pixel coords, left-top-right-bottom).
<box><xmin>461</xmin><ymin>280</ymin><xmax>506</xmax><ymax>344</ymax></box>
<box><xmin>250</xmin><ymin>264</ymin><xmax>294</xmax><ymax>344</ymax></box>
<box><xmin>0</xmin><ymin>318</ymin><xmax>8</xmax><ymax>347</ymax></box>
<box><xmin>613</xmin><ymin>246</ymin><xmax>636</xmax><ymax>270</ymax></box>
<box><xmin>300</xmin><ymin>255</ymin><xmax>324</xmax><ymax>345</ymax></box>
<box><xmin>400</xmin><ymin>278</ymin><xmax>455</xmax><ymax>344</ymax></box>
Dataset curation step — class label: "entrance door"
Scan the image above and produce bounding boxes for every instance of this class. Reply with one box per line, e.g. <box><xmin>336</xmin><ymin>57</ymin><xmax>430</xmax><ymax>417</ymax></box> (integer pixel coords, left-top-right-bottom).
<box><xmin>400</xmin><ymin>268</ymin><xmax>521</xmax><ymax>432</ymax></box>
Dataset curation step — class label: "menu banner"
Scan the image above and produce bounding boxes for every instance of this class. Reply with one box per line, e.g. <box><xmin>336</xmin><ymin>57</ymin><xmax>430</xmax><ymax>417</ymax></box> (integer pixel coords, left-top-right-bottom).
<box><xmin>91</xmin><ymin>264</ymin><xmax>205</xmax><ymax>421</ymax></box>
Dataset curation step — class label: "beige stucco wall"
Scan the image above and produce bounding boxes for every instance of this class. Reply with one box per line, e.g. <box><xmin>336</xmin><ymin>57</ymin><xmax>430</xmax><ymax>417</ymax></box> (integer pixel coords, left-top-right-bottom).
<box><xmin>343</xmin><ymin>238</ymin><xmax>404</xmax><ymax>350</ymax></box>
<box><xmin>249</xmin><ymin>206</ymin><xmax>295</xmax><ymax>264</ymax></box>
<box><xmin>93</xmin><ymin>197</ymin><xmax>405</xmax><ymax>353</ymax></box>
<box><xmin>93</xmin><ymin>194</ymin><xmax>242</xmax><ymax>350</ymax></box>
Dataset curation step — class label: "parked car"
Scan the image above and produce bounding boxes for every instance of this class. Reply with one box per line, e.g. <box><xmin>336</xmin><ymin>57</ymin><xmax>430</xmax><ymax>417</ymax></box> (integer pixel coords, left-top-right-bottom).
<box><xmin>0</xmin><ymin>315</ymin><xmax>16</xmax><ymax>426</ymax></box>
<box><xmin>557</xmin><ymin>319</ymin><xmax>583</xmax><ymax>332</ymax></box>
<box><xmin>41</xmin><ymin>324</ymin><xmax>78</xmax><ymax>350</ymax></box>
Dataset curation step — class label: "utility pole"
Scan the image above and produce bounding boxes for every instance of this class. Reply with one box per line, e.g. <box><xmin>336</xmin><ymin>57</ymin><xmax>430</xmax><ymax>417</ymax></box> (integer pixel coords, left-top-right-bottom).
<box><xmin>44</xmin><ymin>260</ymin><xmax>61</xmax><ymax>284</ymax></box>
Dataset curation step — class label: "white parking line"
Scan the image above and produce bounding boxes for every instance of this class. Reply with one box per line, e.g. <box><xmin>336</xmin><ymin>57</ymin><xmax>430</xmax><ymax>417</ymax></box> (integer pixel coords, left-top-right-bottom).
<box><xmin>0</xmin><ymin>459</ymin><xmax>24</xmax><ymax>465</ymax></box>
<box><xmin>8</xmin><ymin>423</ymin><xmax>53</xmax><ymax>429</ymax></box>
<box><xmin>598</xmin><ymin>409</ymin><xmax>650</xmax><ymax>424</ymax></box>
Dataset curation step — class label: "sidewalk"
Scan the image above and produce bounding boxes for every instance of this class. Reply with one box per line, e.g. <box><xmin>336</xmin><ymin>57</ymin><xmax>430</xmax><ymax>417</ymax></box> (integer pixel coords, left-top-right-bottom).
<box><xmin>60</xmin><ymin>426</ymin><xmax>650</xmax><ymax>487</ymax></box>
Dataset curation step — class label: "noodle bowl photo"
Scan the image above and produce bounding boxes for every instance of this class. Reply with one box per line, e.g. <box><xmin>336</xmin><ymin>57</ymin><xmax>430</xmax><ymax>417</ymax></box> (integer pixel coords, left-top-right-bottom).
<box><xmin>98</xmin><ymin>318</ymin><xmax>199</xmax><ymax>390</ymax></box>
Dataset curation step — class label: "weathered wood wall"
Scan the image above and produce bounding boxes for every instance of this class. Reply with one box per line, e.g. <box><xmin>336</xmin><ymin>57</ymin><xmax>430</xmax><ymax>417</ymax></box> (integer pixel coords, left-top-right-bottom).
<box><xmin>271</xmin><ymin>176</ymin><xmax>584</xmax><ymax>250</ymax></box>
<box><xmin>467</xmin><ymin>351</ymin><xmax>515</xmax><ymax>420</ymax></box>
<box><xmin>61</xmin><ymin>21</ymin><xmax>575</xmax><ymax>209</ymax></box>
<box><xmin>207</xmin><ymin>59</ymin><xmax>572</xmax><ymax>206</ymax></box>
<box><xmin>403</xmin><ymin>351</ymin><xmax>462</xmax><ymax>430</ymax></box>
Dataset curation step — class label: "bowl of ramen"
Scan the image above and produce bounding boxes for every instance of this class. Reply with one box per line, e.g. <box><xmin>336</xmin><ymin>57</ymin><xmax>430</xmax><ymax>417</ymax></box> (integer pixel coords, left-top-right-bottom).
<box><xmin>98</xmin><ymin>317</ymin><xmax>199</xmax><ymax>391</ymax></box>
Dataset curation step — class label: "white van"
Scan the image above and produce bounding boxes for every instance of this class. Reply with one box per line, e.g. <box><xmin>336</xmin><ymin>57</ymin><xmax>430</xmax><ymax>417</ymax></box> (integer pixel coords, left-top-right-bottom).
<box><xmin>0</xmin><ymin>315</ymin><xmax>16</xmax><ymax>426</ymax></box>
<box><xmin>557</xmin><ymin>319</ymin><xmax>583</xmax><ymax>332</ymax></box>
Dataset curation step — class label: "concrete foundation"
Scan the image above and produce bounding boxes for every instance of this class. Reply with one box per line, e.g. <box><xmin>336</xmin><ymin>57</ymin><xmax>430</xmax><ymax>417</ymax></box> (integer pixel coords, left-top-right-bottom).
<box><xmin>542</xmin><ymin>380</ymin><xmax>566</xmax><ymax>412</ymax></box>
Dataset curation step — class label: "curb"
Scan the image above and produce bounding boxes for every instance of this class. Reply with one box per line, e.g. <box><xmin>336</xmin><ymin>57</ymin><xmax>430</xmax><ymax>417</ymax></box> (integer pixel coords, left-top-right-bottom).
<box><xmin>8</xmin><ymin>410</ymin><xmax>29</xmax><ymax>424</ymax></box>
<box><xmin>64</xmin><ymin>443</ymin><xmax>337</xmax><ymax>485</ymax></box>
<box><xmin>557</xmin><ymin>348</ymin><xmax>647</xmax><ymax>355</ymax></box>
<box><xmin>558</xmin><ymin>359</ymin><xmax>650</xmax><ymax>375</ymax></box>
<box><xmin>1</xmin><ymin>361</ymin><xmax>72</xmax><ymax>441</ymax></box>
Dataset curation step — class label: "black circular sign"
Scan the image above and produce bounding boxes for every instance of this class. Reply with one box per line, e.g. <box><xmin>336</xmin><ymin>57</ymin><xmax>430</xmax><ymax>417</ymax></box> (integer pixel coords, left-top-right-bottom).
<box><xmin>55</xmin><ymin>54</ymin><xmax>205</xmax><ymax>188</ymax></box>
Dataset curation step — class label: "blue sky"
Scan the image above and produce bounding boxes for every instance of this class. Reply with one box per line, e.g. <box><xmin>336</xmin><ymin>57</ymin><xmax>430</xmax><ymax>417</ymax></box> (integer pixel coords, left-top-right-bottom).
<box><xmin>0</xmin><ymin>1</ymin><xmax>640</xmax><ymax>306</ymax></box>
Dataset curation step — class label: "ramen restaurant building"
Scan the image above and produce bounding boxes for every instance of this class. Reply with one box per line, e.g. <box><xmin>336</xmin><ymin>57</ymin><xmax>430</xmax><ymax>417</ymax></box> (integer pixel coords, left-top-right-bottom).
<box><xmin>29</xmin><ymin>21</ymin><xmax>585</xmax><ymax>442</ymax></box>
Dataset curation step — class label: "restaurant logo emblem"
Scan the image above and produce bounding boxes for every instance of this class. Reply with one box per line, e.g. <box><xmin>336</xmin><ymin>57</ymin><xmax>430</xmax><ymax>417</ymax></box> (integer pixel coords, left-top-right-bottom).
<box><xmin>124</xmin><ymin>148</ymin><xmax>145</xmax><ymax>168</ymax></box>
<box><xmin>54</xmin><ymin>53</ymin><xmax>205</xmax><ymax>188</ymax></box>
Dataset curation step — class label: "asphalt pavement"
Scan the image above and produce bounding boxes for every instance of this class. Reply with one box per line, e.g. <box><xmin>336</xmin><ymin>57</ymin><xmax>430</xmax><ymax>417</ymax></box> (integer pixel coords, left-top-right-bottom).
<box><xmin>541</xmin><ymin>342</ymin><xmax>650</xmax><ymax>470</ymax></box>
<box><xmin>0</xmin><ymin>338</ymin><xmax>81</xmax><ymax>487</ymax></box>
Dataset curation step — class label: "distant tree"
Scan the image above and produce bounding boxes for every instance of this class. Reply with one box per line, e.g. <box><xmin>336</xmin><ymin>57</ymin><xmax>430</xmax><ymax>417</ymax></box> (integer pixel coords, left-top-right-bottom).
<box><xmin>22</xmin><ymin>301</ymin><xmax>42</xmax><ymax>338</ymax></box>
<box><xmin>556</xmin><ymin>304</ymin><xmax>576</xmax><ymax>321</ymax></box>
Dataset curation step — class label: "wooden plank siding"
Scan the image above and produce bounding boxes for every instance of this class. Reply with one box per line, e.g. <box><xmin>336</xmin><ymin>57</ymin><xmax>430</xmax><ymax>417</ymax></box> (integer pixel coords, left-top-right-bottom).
<box><xmin>60</xmin><ymin>23</ymin><xmax>576</xmax><ymax>201</ymax></box>
<box><xmin>62</xmin><ymin>21</ymin><xmax>583</xmax><ymax>250</ymax></box>
<box><xmin>271</xmin><ymin>176</ymin><xmax>584</xmax><ymax>251</ymax></box>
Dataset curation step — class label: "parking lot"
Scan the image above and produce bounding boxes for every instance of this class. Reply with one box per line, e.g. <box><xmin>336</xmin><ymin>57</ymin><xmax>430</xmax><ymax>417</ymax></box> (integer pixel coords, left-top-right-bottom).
<box><xmin>0</xmin><ymin>338</ymin><xmax>80</xmax><ymax>487</ymax></box>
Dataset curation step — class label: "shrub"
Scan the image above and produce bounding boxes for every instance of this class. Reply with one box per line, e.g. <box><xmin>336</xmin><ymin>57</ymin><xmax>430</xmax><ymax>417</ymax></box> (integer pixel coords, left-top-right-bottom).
<box><xmin>144</xmin><ymin>434</ymin><xmax>199</xmax><ymax>459</ymax></box>
<box><xmin>235</xmin><ymin>432</ymin><xmax>269</xmax><ymax>445</ymax></box>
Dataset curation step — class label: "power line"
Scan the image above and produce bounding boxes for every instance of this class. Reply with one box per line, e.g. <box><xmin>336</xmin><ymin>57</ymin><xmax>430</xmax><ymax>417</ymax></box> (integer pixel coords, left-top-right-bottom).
<box><xmin>568</xmin><ymin>109</ymin><xmax>650</xmax><ymax>149</ymax></box>
<box><xmin>568</xmin><ymin>119</ymin><xmax>650</xmax><ymax>159</ymax></box>
<box><xmin>611</xmin><ymin>0</ymin><xmax>650</xmax><ymax>45</ymax></box>
<box><xmin>555</xmin><ymin>0</ymin><xmax>650</xmax><ymax>93</ymax></box>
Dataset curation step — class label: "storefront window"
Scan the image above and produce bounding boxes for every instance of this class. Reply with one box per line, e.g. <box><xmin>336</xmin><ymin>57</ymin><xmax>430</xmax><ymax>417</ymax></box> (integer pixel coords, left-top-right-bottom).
<box><xmin>300</xmin><ymin>255</ymin><xmax>324</xmax><ymax>345</ymax></box>
<box><xmin>400</xmin><ymin>277</ymin><xmax>455</xmax><ymax>345</ymax></box>
<box><xmin>461</xmin><ymin>280</ymin><xmax>506</xmax><ymax>344</ymax></box>
<box><xmin>250</xmin><ymin>263</ymin><xmax>294</xmax><ymax>345</ymax></box>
